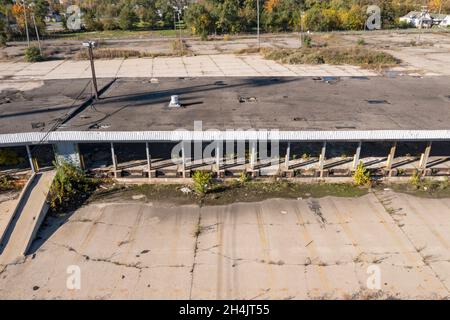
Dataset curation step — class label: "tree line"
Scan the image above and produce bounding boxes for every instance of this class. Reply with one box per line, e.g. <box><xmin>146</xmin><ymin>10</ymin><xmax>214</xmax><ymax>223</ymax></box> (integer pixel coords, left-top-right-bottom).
<box><xmin>1</xmin><ymin>0</ymin><xmax>450</xmax><ymax>45</ymax></box>
<box><xmin>185</xmin><ymin>0</ymin><xmax>450</xmax><ymax>39</ymax></box>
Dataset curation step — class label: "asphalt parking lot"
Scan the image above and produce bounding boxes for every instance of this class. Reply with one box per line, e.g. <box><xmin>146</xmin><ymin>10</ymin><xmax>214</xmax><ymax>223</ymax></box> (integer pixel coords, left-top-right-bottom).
<box><xmin>0</xmin><ymin>190</ymin><xmax>448</xmax><ymax>299</ymax></box>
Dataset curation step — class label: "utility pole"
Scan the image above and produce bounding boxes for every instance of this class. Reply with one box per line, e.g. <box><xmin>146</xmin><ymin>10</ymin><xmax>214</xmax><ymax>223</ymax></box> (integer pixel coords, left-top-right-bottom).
<box><xmin>82</xmin><ymin>41</ymin><xmax>98</xmax><ymax>99</ymax></box>
<box><xmin>31</xmin><ymin>13</ymin><xmax>42</xmax><ymax>55</ymax></box>
<box><xmin>178</xmin><ymin>10</ymin><xmax>182</xmax><ymax>55</ymax></box>
<box><xmin>299</xmin><ymin>11</ymin><xmax>304</xmax><ymax>47</ymax></box>
<box><xmin>257</xmin><ymin>0</ymin><xmax>260</xmax><ymax>49</ymax></box>
<box><xmin>22</xmin><ymin>0</ymin><xmax>30</xmax><ymax>47</ymax></box>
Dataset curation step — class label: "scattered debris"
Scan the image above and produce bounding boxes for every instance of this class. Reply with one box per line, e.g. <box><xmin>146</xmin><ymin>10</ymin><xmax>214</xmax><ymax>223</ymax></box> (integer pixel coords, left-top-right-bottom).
<box><xmin>132</xmin><ymin>194</ymin><xmax>146</xmax><ymax>200</ymax></box>
<box><xmin>180</xmin><ymin>186</ymin><xmax>192</xmax><ymax>194</ymax></box>
<box><xmin>366</xmin><ymin>99</ymin><xmax>390</xmax><ymax>105</ymax></box>
<box><xmin>238</xmin><ymin>96</ymin><xmax>257</xmax><ymax>103</ymax></box>
<box><xmin>89</xmin><ymin>123</ymin><xmax>111</xmax><ymax>130</ymax></box>
<box><xmin>31</xmin><ymin>122</ymin><xmax>45</xmax><ymax>129</ymax></box>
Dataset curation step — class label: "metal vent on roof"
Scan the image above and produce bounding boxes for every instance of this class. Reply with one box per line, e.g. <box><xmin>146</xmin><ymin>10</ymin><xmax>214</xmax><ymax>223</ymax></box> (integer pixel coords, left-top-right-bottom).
<box><xmin>31</xmin><ymin>122</ymin><xmax>45</xmax><ymax>129</ymax></box>
<box><xmin>238</xmin><ymin>96</ymin><xmax>257</xmax><ymax>103</ymax></box>
<box><xmin>168</xmin><ymin>95</ymin><xmax>181</xmax><ymax>108</ymax></box>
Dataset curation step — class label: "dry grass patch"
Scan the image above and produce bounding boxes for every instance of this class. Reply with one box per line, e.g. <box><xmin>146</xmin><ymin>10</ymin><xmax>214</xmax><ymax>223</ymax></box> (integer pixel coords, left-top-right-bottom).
<box><xmin>234</xmin><ymin>46</ymin><xmax>262</xmax><ymax>54</ymax></box>
<box><xmin>261</xmin><ymin>46</ymin><xmax>400</xmax><ymax>69</ymax></box>
<box><xmin>75</xmin><ymin>48</ymin><xmax>170</xmax><ymax>60</ymax></box>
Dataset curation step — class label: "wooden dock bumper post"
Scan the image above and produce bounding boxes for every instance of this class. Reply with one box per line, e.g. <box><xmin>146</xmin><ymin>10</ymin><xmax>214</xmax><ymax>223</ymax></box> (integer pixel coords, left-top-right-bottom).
<box><xmin>419</xmin><ymin>141</ymin><xmax>432</xmax><ymax>174</ymax></box>
<box><xmin>216</xmin><ymin>140</ymin><xmax>221</xmax><ymax>175</ymax></box>
<box><xmin>146</xmin><ymin>142</ymin><xmax>152</xmax><ymax>180</ymax></box>
<box><xmin>285</xmin><ymin>141</ymin><xmax>291</xmax><ymax>170</ymax></box>
<box><xmin>319</xmin><ymin>142</ymin><xmax>327</xmax><ymax>177</ymax></box>
<box><xmin>181</xmin><ymin>141</ymin><xmax>186</xmax><ymax>178</ymax></box>
<box><xmin>352</xmin><ymin>141</ymin><xmax>362</xmax><ymax>170</ymax></box>
<box><xmin>250</xmin><ymin>140</ymin><xmax>256</xmax><ymax>170</ymax></box>
<box><xmin>26</xmin><ymin>145</ymin><xmax>36</xmax><ymax>173</ymax></box>
<box><xmin>386</xmin><ymin>142</ymin><xmax>397</xmax><ymax>173</ymax></box>
<box><xmin>111</xmin><ymin>142</ymin><xmax>117</xmax><ymax>178</ymax></box>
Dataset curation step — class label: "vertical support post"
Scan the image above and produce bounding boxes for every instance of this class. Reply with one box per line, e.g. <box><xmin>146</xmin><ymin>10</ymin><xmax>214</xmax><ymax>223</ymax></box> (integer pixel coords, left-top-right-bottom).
<box><xmin>22</xmin><ymin>0</ymin><xmax>30</xmax><ymax>47</ymax></box>
<box><xmin>87</xmin><ymin>43</ymin><xmax>98</xmax><ymax>99</ymax></box>
<box><xmin>31</xmin><ymin>13</ymin><xmax>42</xmax><ymax>55</ymax></box>
<box><xmin>250</xmin><ymin>140</ymin><xmax>256</xmax><ymax>170</ymax></box>
<box><xmin>216</xmin><ymin>140</ymin><xmax>221</xmax><ymax>173</ymax></box>
<box><xmin>111</xmin><ymin>142</ymin><xmax>117</xmax><ymax>178</ymax></box>
<box><xmin>181</xmin><ymin>141</ymin><xmax>186</xmax><ymax>178</ymax></box>
<box><xmin>257</xmin><ymin>0</ymin><xmax>260</xmax><ymax>49</ymax></box>
<box><xmin>419</xmin><ymin>141</ymin><xmax>432</xmax><ymax>171</ymax></box>
<box><xmin>352</xmin><ymin>141</ymin><xmax>362</xmax><ymax>170</ymax></box>
<box><xmin>319</xmin><ymin>142</ymin><xmax>327</xmax><ymax>171</ymax></box>
<box><xmin>386</xmin><ymin>142</ymin><xmax>397</xmax><ymax>170</ymax></box>
<box><xmin>146</xmin><ymin>142</ymin><xmax>151</xmax><ymax>180</ymax></box>
<box><xmin>285</xmin><ymin>141</ymin><xmax>291</xmax><ymax>169</ymax></box>
<box><xmin>26</xmin><ymin>145</ymin><xmax>35</xmax><ymax>173</ymax></box>
<box><xmin>77</xmin><ymin>144</ymin><xmax>85</xmax><ymax>170</ymax></box>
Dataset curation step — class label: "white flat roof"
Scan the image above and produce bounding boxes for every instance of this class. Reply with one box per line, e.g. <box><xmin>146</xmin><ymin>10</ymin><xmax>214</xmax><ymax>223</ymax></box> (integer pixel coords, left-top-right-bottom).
<box><xmin>1</xmin><ymin>130</ymin><xmax>450</xmax><ymax>146</ymax></box>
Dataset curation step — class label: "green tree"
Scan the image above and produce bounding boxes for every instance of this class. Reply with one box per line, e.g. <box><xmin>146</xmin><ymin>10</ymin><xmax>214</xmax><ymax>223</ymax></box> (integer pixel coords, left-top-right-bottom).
<box><xmin>215</xmin><ymin>0</ymin><xmax>241</xmax><ymax>33</ymax></box>
<box><xmin>155</xmin><ymin>0</ymin><xmax>175</xmax><ymax>28</ymax></box>
<box><xmin>0</xmin><ymin>0</ymin><xmax>14</xmax><ymax>40</ymax></box>
<box><xmin>136</xmin><ymin>0</ymin><xmax>158</xmax><ymax>26</ymax></box>
<box><xmin>31</xmin><ymin>0</ymin><xmax>49</xmax><ymax>22</ymax></box>
<box><xmin>185</xmin><ymin>3</ymin><xmax>214</xmax><ymax>40</ymax></box>
<box><xmin>263</xmin><ymin>0</ymin><xmax>304</xmax><ymax>32</ymax></box>
<box><xmin>83</xmin><ymin>8</ymin><xmax>103</xmax><ymax>31</ymax></box>
<box><xmin>0</xmin><ymin>18</ymin><xmax>6</xmax><ymax>46</ymax></box>
<box><xmin>341</xmin><ymin>5</ymin><xmax>365</xmax><ymax>30</ymax></box>
<box><xmin>303</xmin><ymin>5</ymin><xmax>326</xmax><ymax>31</ymax></box>
<box><xmin>118</xmin><ymin>2</ymin><xmax>139</xmax><ymax>30</ymax></box>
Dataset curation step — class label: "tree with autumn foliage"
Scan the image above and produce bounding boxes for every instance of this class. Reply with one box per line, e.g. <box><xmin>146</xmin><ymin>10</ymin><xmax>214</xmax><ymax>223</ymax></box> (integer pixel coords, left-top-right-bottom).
<box><xmin>10</xmin><ymin>0</ymin><xmax>48</xmax><ymax>36</ymax></box>
<box><xmin>185</xmin><ymin>2</ymin><xmax>215</xmax><ymax>40</ymax></box>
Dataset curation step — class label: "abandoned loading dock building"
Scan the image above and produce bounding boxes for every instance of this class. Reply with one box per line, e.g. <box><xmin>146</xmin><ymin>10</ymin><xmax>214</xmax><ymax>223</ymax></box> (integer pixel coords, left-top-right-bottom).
<box><xmin>1</xmin><ymin>76</ymin><xmax>450</xmax><ymax>179</ymax></box>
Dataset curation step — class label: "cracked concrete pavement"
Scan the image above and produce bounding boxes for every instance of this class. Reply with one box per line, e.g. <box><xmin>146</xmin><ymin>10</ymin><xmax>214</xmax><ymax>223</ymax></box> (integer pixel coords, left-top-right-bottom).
<box><xmin>0</xmin><ymin>192</ymin><xmax>449</xmax><ymax>299</ymax></box>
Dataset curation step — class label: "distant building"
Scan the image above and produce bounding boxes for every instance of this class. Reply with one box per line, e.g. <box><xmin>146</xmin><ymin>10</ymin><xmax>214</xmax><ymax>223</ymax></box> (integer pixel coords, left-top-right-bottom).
<box><xmin>430</xmin><ymin>13</ymin><xmax>448</xmax><ymax>25</ymax></box>
<box><xmin>439</xmin><ymin>15</ymin><xmax>450</xmax><ymax>27</ymax></box>
<box><xmin>399</xmin><ymin>11</ymin><xmax>433</xmax><ymax>28</ymax></box>
<box><xmin>399</xmin><ymin>10</ymin><xmax>450</xmax><ymax>28</ymax></box>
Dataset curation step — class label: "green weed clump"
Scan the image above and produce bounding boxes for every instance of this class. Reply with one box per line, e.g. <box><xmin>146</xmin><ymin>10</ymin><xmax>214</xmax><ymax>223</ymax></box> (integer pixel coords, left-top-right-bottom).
<box><xmin>192</xmin><ymin>171</ymin><xmax>212</xmax><ymax>195</ymax></box>
<box><xmin>48</xmin><ymin>161</ymin><xmax>98</xmax><ymax>212</ymax></box>
<box><xmin>353</xmin><ymin>161</ymin><xmax>371</xmax><ymax>186</ymax></box>
<box><xmin>25</xmin><ymin>46</ymin><xmax>43</xmax><ymax>62</ymax></box>
<box><xmin>0</xmin><ymin>175</ymin><xmax>14</xmax><ymax>191</ymax></box>
<box><xmin>410</xmin><ymin>170</ymin><xmax>421</xmax><ymax>188</ymax></box>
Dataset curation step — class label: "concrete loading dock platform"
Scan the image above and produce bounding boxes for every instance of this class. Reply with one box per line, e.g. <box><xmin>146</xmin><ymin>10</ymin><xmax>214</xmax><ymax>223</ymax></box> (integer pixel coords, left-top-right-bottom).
<box><xmin>1</xmin><ymin>76</ymin><xmax>450</xmax><ymax>179</ymax></box>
